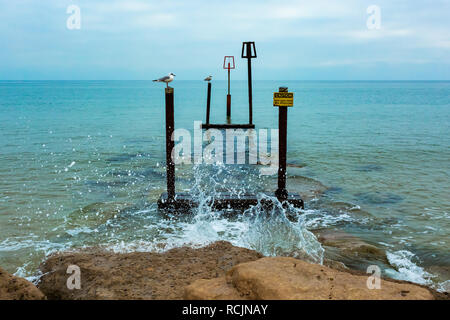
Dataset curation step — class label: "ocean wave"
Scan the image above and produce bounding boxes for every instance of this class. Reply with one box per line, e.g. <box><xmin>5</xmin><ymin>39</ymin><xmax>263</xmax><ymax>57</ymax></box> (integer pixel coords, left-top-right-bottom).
<box><xmin>0</xmin><ymin>237</ymin><xmax>67</xmax><ymax>254</ymax></box>
<box><xmin>385</xmin><ymin>250</ymin><xmax>435</xmax><ymax>286</ymax></box>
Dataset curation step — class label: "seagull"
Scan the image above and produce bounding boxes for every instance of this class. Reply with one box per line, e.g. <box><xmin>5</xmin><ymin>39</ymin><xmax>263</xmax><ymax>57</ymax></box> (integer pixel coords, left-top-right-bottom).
<box><xmin>204</xmin><ymin>75</ymin><xmax>212</xmax><ymax>82</ymax></box>
<box><xmin>153</xmin><ymin>73</ymin><xmax>176</xmax><ymax>88</ymax></box>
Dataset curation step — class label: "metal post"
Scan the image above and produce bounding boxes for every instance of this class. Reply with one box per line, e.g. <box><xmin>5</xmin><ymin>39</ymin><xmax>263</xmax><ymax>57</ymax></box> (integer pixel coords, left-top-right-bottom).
<box><xmin>227</xmin><ymin>63</ymin><xmax>231</xmax><ymax>95</ymax></box>
<box><xmin>227</xmin><ymin>62</ymin><xmax>231</xmax><ymax>119</ymax></box>
<box><xmin>275</xmin><ymin>87</ymin><xmax>288</xmax><ymax>201</ymax></box>
<box><xmin>246</xmin><ymin>45</ymin><xmax>253</xmax><ymax>125</ymax></box>
<box><xmin>165</xmin><ymin>87</ymin><xmax>175</xmax><ymax>201</ymax></box>
<box><xmin>226</xmin><ymin>95</ymin><xmax>231</xmax><ymax>119</ymax></box>
<box><xmin>206</xmin><ymin>82</ymin><xmax>211</xmax><ymax>124</ymax></box>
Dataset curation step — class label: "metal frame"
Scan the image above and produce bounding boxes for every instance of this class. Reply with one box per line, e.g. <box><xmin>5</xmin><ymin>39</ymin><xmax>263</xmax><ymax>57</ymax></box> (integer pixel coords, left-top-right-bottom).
<box><xmin>201</xmin><ymin>42</ymin><xmax>257</xmax><ymax>130</ymax></box>
<box><xmin>157</xmin><ymin>86</ymin><xmax>303</xmax><ymax>212</ymax></box>
<box><xmin>223</xmin><ymin>56</ymin><xmax>235</xmax><ymax>69</ymax></box>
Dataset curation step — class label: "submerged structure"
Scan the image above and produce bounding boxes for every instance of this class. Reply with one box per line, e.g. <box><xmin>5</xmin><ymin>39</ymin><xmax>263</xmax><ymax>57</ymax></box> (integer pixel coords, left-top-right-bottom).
<box><xmin>158</xmin><ymin>42</ymin><xmax>303</xmax><ymax>212</ymax></box>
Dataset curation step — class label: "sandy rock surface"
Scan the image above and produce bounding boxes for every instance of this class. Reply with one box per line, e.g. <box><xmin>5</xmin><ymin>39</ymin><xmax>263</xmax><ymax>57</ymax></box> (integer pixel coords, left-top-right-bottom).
<box><xmin>38</xmin><ymin>241</ymin><xmax>262</xmax><ymax>300</ymax></box>
<box><xmin>185</xmin><ymin>257</ymin><xmax>435</xmax><ymax>300</ymax></box>
<box><xmin>0</xmin><ymin>267</ymin><xmax>45</xmax><ymax>300</ymax></box>
<box><xmin>34</xmin><ymin>241</ymin><xmax>444</xmax><ymax>300</ymax></box>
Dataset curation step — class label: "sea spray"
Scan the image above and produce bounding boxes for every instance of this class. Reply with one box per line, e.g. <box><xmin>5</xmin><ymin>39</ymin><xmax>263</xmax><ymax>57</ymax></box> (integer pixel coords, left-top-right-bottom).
<box><xmin>385</xmin><ymin>250</ymin><xmax>435</xmax><ymax>285</ymax></box>
<box><xmin>171</xmin><ymin>163</ymin><xmax>325</xmax><ymax>264</ymax></box>
<box><xmin>241</xmin><ymin>193</ymin><xmax>324</xmax><ymax>264</ymax></box>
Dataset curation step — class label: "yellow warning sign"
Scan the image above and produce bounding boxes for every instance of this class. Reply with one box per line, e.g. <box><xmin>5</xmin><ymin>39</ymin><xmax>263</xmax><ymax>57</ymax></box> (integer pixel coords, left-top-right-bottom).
<box><xmin>273</xmin><ymin>92</ymin><xmax>294</xmax><ymax>107</ymax></box>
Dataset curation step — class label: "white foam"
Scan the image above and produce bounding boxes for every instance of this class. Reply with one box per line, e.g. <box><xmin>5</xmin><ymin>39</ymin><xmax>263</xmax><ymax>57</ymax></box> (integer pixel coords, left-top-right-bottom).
<box><xmin>0</xmin><ymin>237</ymin><xmax>67</xmax><ymax>254</ymax></box>
<box><xmin>65</xmin><ymin>226</ymin><xmax>96</xmax><ymax>236</ymax></box>
<box><xmin>386</xmin><ymin>250</ymin><xmax>435</xmax><ymax>286</ymax></box>
<box><xmin>435</xmin><ymin>280</ymin><xmax>450</xmax><ymax>293</ymax></box>
<box><xmin>14</xmin><ymin>264</ymin><xmax>43</xmax><ymax>285</ymax></box>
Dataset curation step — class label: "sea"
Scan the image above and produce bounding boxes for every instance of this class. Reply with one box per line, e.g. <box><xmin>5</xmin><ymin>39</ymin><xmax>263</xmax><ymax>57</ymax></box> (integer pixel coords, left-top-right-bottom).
<box><xmin>0</xmin><ymin>80</ymin><xmax>449</xmax><ymax>292</ymax></box>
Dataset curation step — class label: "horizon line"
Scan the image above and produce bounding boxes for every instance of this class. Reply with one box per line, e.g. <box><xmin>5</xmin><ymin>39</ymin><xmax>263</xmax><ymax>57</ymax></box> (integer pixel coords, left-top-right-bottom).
<box><xmin>1</xmin><ymin>79</ymin><xmax>449</xmax><ymax>82</ymax></box>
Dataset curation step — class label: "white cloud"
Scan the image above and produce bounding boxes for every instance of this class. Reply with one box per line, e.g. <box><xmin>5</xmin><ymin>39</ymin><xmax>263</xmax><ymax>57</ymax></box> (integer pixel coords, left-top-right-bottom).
<box><xmin>85</xmin><ymin>0</ymin><xmax>155</xmax><ymax>13</ymax></box>
<box><xmin>0</xmin><ymin>0</ymin><xmax>448</xmax><ymax>79</ymax></box>
<box><xmin>317</xmin><ymin>58</ymin><xmax>433</xmax><ymax>67</ymax></box>
<box><xmin>133</xmin><ymin>13</ymin><xmax>178</xmax><ymax>28</ymax></box>
<box><xmin>346</xmin><ymin>28</ymin><xmax>413</xmax><ymax>40</ymax></box>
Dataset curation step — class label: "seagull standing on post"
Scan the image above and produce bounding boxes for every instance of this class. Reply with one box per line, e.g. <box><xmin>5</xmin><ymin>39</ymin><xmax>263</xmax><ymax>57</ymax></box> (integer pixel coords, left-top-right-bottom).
<box><xmin>204</xmin><ymin>75</ymin><xmax>212</xmax><ymax>82</ymax></box>
<box><xmin>153</xmin><ymin>73</ymin><xmax>176</xmax><ymax>88</ymax></box>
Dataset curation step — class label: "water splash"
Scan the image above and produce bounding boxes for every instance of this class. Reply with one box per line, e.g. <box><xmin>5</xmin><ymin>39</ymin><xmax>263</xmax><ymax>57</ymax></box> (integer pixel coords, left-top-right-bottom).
<box><xmin>156</xmin><ymin>163</ymin><xmax>325</xmax><ymax>264</ymax></box>
<box><xmin>241</xmin><ymin>194</ymin><xmax>324</xmax><ymax>264</ymax></box>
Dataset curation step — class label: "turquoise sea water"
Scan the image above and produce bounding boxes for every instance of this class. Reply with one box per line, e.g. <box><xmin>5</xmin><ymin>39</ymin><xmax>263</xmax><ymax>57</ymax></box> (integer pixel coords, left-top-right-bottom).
<box><xmin>0</xmin><ymin>80</ymin><xmax>449</xmax><ymax>291</ymax></box>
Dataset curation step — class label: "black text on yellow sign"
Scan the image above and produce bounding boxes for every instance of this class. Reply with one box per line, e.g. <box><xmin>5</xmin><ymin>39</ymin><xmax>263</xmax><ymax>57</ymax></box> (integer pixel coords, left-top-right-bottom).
<box><xmin>273</xmin><ymin>92</ymin><xmax>294</xmax><ymax>107</ymax></box>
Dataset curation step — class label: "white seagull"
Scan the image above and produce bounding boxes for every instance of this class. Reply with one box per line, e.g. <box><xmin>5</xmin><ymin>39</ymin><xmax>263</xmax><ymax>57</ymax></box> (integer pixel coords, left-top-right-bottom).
<box><xmin>153</xmin><ymin>73</ymin><xmax>176</xmax><ymax>88</ymax></box>
<box><xmin>204</xmin><ymin>75</ymin><xmax>212</xmax><ymax>82</ymax></box>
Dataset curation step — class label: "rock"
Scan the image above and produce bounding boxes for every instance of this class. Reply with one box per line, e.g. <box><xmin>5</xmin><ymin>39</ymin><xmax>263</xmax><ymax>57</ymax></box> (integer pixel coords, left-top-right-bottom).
<box><xmin>185</xmin><ymin>257</ymin><xmax>435</xmax><ymax>300</ymax></box>
<box><xmin>427</xmin><ymin>265</ymin><xmax>450</xmax><ymax>284</ymax></box>
<box><xmin>315</xmin><ymin>229</ymin><xmax>388</xmax><ymax>263</ymax></box>
<box><xmin>184</xmin><ymin>277</ymin><xmax>244</xmax><ymax>300</ymax></box>
<box><xmin>67</xmin><ymin>202</ymin><xmax>132</xmax><ymax>229</ymax></box>
<box><xmin>0</xmin><ymin>267</ymin><xmax>45</xmax><ymax>300</ymax></box>
<box><xmin>38</xmin><ymin>241</ymin><xmax>262</xmax><ymax>300</ymax></box>
<box><xmin>426</xmin><ymin>266</ymin><xmax>450</xmax><ymax>295</ymax></box>
<box><xmin>36</xmin><ymin>241</ymin><xmax>442</xmax><ymax>300</ymax></box>
<box><xmin>286</xmin><ymin>175</ymin><xmax>328</xmax><ymax>201</ymax></box>
<box><xmin>286</xmin><ymin>161</ymin><xmax>307</xmax><ymax>168</ymax></box>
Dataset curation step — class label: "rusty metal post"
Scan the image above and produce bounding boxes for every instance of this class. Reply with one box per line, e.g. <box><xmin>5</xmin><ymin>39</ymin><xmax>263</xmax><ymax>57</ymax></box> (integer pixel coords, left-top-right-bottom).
<box><xmin>242</xmin><ymin>42</ymin><xmax>256</xmax><ymax>125</ymax></box>
<box><xmin>226</xmin><ymin>95</ymin><xmax>231</xmax><ymax>119</ymax></box>
<box><xmin>275</xmin><ymin>87</ymin><xmax>288</xmax><ymax>201</ymax></box>
<box><xmin>227</xmin><ymin>63</ymin><xmax>231</xmax><ymax>95</ymax></box>
<box><xmin>165</xmin><ymin>87</ymin><xmax>175</xmax><ymax>201</ymax></box>
<box><xmin>227</xmin><ymin>62</ymin><xmax>231</xmax><ymax>119</ymax></box>
<box><xmin>206</xmin><ymin>82</ymin><xmax>211</xmax><ymax>124</ymax></box>
<box><xmin>246</xmin><ymin>44</ymin><xmax>253</xmax><ymax>124</ymax></box>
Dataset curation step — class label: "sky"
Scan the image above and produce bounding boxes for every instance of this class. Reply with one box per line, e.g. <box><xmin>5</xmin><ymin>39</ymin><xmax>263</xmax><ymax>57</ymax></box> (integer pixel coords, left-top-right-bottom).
<box><xmin>0</xmin><ymin>0</ymin><xmax>449</xmax><ymax>80</ymax></box>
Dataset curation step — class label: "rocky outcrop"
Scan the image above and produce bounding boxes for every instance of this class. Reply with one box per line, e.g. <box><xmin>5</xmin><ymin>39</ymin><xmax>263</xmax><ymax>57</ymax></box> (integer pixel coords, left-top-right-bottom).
<box><xmin>316</xmin><ymin>229</ymin><xmax>386</xmax><ymax>259</ymax></box>
<box><xmin>36</xmin><ymin>241</ymin><xmax>441</xmax><ymax>300</ymax></box>
<box><xmin>0</xmin><ymin>267</ymin><xmax>45</xmax><ymax>300</ymax></box>
<box><xmin>314</xmin><ymin>229</ymin><xmax>389</xmax><ymax>271</ymax></box>
<box><xmin>185</xmin><ymin>257</ymin><xmax>435</xmax><ymax>300</ymax></box>
<box><xmin>38</xmin><ymin>241</ymin><xmax>262</xmax><ymax>300</ymax></box>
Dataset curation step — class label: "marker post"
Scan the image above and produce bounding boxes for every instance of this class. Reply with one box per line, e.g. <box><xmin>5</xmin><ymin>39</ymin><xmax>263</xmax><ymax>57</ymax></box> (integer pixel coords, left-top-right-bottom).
<box><xmin>206</xmin><ymin>82</ymin><xmax>211</xmax><ymax>125</ymax></box>
<box><xmin>273</xmin><ymin>86</ymin><xmax>294</xmax><ymax>201</ymax></box>
<box><xmin>165</xmin><ymin>87</ymin><xmax>175</xmax><ymax>202</ymax></box>
<box><xmin>241</xmin><ymin>42</ymin><xmax>257</xmax><ymax>125</ymax></box>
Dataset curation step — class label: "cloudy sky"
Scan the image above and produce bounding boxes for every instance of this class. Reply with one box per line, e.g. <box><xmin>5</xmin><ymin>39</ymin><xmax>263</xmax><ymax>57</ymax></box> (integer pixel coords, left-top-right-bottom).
<box><xmin>0</xmin><ymin>0</ymin><xmax>449</xmax><ymax>80</ymax></box>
